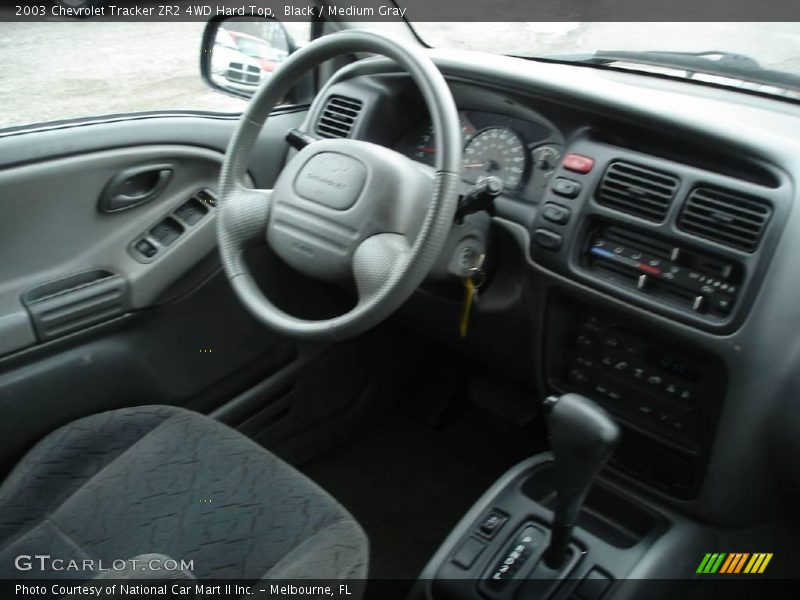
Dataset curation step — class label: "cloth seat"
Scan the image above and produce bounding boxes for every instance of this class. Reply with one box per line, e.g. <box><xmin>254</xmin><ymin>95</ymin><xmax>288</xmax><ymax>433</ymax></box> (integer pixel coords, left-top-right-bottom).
<box><xmin>0</xmin><ymin>405</ymin><xmax>368</xmax><ymax>581</ymax></box>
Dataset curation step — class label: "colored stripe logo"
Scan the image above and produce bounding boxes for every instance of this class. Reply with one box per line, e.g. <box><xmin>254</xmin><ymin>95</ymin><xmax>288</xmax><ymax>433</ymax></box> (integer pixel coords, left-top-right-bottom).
<box><xmin>697</xmin><ymin>552</ymin><xmax>773</xmax><ymax>574</ymax></box>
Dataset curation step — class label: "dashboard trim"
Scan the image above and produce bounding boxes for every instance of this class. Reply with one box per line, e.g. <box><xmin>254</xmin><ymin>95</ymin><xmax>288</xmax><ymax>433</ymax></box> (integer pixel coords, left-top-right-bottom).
<box><xmin>309</xmin><ymin>49</ymin><xmax>800</xmax><ymax>525</ymax></box>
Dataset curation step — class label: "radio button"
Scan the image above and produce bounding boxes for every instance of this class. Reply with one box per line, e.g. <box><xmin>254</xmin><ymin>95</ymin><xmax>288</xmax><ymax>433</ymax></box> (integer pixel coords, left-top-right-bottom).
<box><xmin>646</xmin><ymin>375</ymin><xmax>663</xmax><ymax>386</ymax></box>
<box><xmin>568</xmin><ymin>368</ymin><xmax>589</xmax><ymax>385</ymax></box>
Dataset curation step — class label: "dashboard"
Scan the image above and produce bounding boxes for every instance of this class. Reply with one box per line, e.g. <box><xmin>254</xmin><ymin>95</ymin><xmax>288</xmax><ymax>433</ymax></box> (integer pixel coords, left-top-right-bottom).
<box><xmin>393</xmin><ymin>110</ymin><xmax>563</xmax><ymax>203</ymax></box>
<box><xmin>305</xmin><ymin>54</ymin><xmax>800</xmax><ymax>522</ymax></box>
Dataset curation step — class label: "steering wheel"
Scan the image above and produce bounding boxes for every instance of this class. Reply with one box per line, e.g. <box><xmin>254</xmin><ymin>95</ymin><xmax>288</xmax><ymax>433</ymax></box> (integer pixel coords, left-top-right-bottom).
<box><xmin>217</xmin><ymin>30</ymin><xmax>462</xmax><ymax>341</ymax></box>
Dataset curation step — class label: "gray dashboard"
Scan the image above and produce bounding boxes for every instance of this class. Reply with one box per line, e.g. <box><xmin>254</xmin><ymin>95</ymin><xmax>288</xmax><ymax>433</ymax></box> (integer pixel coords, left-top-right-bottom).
<box><xmin>305</xmin><ymin>50</ymin><xmax>800</xmax><ymax>527</ymax></box>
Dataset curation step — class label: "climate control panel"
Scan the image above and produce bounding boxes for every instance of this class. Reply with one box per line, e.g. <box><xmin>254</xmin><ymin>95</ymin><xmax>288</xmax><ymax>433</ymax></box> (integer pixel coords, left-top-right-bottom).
<box><xmin>528</xmin><ymin>136</ymin><xmax>789</xmax><ymax>334</ymax></box>
<box><xmin>584</xmin><ymin>222</ymin><xmax>742</xmax><ymax>319</ymax></box>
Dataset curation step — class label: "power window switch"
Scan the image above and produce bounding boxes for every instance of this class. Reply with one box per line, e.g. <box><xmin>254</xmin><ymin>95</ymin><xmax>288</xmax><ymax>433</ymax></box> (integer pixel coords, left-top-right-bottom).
<box><xmin>452</xmin><ymin>537</ymin><xmax>485</xmax><ymax>570</ymax></box>
<box><xmin>134</xmin><ymin>239</ymin><xmax>157</xmax><ymax>258</ymax></box>
<box><xmin>175</xmin><ymin>203</ymin><xmax>204</xmax><ymax>225</ymax></box>
<box><xmin>150</xmin><ymin>218</ymin><xmax>183</xmax><ymax>247</ymax></box>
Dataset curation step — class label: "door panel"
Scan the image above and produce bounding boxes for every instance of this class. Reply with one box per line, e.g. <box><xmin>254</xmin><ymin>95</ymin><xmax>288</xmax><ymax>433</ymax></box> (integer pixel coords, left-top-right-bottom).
<box><xmin>0</xmin><ymin>109</ymin><xmax>311</xmax><ymax>475</ymax></box>
<box><xmin>0</xmin><ymin>144</ymin><xmax>225</xmax><ymax>355</ymax></box>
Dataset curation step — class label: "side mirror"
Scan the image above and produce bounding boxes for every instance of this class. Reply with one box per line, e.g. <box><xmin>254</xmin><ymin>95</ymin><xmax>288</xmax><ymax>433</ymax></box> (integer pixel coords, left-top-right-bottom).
<box><xmin>201</xmin><ymin>16</ymin><xmax>297</xmax><ymax>99</ymax></box>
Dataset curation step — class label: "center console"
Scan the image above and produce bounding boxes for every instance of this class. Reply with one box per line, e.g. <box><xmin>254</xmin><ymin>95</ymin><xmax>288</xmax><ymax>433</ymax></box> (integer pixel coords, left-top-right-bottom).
<box><xmin>524</xmin><ymin>134</ymin><xmax>787</xmax><ymax>499</ymax></box>
<box><xmin>413</xmin><ymin>388</ymin><xmax>692</xmax><ymax>600</ymax></box>
<box><xmin>419</xmin><ymin>454</ymin><xmax>665</xmax><ymax>600</ymax></box>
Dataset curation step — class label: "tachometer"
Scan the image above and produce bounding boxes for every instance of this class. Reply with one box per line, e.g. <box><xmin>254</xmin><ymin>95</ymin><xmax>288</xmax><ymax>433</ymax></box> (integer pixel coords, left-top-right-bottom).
<box><xmin>462</xmin><ymin>127</ymin><xmax>528</xmax><ymax>189</ymax></box>
<box><xmin>407</xmin><ymin>117</ymin><xmax>476</xmax><ymax>166</ymax></box>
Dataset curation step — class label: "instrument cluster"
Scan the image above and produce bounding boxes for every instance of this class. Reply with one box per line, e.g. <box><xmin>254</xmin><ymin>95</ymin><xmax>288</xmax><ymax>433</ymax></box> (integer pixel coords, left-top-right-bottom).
<box><xmin>394</xmin><ymin>109</ymin><xmax>563</xmax><ymax>203</ymax></box>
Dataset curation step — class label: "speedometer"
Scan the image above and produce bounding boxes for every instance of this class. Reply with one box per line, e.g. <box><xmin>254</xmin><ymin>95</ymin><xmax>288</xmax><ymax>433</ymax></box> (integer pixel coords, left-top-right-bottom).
<box><xmin>462</xmin><ymin>127</ymin><xmax>528</xmax><ymax>189</ymax></box>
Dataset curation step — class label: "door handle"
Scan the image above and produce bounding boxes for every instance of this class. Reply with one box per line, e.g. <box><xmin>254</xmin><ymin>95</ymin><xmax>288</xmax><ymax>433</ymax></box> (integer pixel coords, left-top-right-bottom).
<box><xmin>99</xmin><ymin>163</ymin><xmax>174</xmax><ymax>213</ymax></box>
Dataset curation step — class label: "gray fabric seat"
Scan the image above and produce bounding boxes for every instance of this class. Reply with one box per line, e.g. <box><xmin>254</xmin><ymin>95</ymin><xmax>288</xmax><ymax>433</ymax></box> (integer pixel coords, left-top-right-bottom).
<box><xmin>0</xmin><ymin>405</ymin><xmax>368</xmax><ymax>580</ymax></box>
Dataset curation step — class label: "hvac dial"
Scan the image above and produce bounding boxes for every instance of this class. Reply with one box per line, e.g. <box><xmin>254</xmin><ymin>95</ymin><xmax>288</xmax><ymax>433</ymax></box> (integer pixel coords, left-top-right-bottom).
<box><xmin>462</xmin><ymin>127</ymin><xmax>528</xmax><ymax>189</ymax></box>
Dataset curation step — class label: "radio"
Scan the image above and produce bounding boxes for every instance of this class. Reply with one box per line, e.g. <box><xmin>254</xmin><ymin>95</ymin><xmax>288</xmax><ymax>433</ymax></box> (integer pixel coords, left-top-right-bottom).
<box><xmin>545</xmin><ymin>295</ymin><xmax>727</xmax><ymax>498</ymax></box>
<box><xmin>582</xmin><ymin>222</ymin><xmax>742</xmax><ymax>318</ymax></box>
<box><xmin>561</xmin><ymin>314</ymin><xmax>706</xmax><ymax>451</ymax></box>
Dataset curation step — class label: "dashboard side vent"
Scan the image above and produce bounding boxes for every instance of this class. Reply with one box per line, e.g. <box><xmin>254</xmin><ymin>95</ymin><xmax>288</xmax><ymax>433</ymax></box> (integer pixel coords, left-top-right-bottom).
<box><xmin>315</xmin><ymin>95</ymin><xmax>363</xmax><ymax>139</ymax></box>
<box><xmin>596</xmin><ymin>161</ymin><xmax>680</xmax><ymax>222</ymax></box>
<box><xmin>678</xmin><ymin>186</ymin><xmax>772</xmax><ymax>252</ymax></box>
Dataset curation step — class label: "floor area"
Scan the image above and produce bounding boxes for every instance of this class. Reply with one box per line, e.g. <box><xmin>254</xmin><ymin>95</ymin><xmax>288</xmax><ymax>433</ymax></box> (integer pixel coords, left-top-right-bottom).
<box><xmin>300</xmin><ymin>405</ymin><xmax>543</xmax><ymax>580</ymax></box>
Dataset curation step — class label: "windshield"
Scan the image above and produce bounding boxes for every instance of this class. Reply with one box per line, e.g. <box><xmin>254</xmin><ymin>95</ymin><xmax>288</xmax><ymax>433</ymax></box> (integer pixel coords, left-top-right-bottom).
<box><xmin>408</xmin><ymin>22</ymin><xmax>800</xmax><ymax>97</ymax></box>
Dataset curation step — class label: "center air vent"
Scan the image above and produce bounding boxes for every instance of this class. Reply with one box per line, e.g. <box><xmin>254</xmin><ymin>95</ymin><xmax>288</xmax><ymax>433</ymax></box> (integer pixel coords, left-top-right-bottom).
<box><xmin>315</xmin><ymin>95</ymin><xmax>363</xmax><ymax>139</ymax></box>
<box><xmin>678</xmin><ymin>186</ymin><xmax>772</xmax><ymax>252</ymax></box>
<box><xmin>596</xmin><ymin>161</ymin><xmax>680</xmax><ymax>222</ymax></box>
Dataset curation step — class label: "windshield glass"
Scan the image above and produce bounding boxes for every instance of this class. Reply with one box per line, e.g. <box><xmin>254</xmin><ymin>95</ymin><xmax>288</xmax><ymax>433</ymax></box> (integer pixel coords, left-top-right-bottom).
<box><xmin>408</xmin><ymin>22</ymin><xmax>800</xmax><ymax>97</ymax></box>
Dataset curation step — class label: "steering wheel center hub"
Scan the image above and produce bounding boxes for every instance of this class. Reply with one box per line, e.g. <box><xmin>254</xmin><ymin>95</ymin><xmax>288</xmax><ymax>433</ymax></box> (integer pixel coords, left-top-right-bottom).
<box><xmin>295</xmin><ymin>151</ymin><xmax>367</xmax><ymax>210</ymax></box>
<box><xmin>267</xmin><ymin>139</ymin><xmax>433</xmax><ymax>283</ymax></box>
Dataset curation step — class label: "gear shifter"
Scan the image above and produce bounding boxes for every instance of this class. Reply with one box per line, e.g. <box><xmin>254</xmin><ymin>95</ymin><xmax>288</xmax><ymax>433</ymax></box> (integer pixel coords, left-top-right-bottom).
<box><xmin>542</xmin><ymin>393</ymin><xmax>620</xmax><ymax>569</ymax></box>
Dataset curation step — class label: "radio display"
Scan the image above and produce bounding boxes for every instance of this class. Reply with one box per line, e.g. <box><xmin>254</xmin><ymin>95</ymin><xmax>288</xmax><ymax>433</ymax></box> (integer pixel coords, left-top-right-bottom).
<box><xmin>645</xmin><ymin>349</ymin><xmax>701</xmax><ymax>382</ymax></box>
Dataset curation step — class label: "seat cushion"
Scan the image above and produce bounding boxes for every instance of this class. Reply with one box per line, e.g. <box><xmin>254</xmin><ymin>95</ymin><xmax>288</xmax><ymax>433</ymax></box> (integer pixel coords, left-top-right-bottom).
<box><xmin>0</xmin><ymin>405</ymin><xmax>368</xmax><ymax>579</ymax></box>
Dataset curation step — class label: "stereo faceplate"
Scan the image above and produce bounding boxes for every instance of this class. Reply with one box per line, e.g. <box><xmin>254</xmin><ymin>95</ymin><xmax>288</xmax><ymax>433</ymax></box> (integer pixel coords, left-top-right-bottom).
<box><xmin>545</xmin><ymin>295</ymin><xmax>727</xmax><ymax>498</ymax></box>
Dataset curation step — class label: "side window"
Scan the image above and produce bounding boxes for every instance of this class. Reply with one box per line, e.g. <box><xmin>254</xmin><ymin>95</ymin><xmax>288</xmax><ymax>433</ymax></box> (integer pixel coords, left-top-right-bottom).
<box><xmin>0</xmin><ymin>20</ymin><xmax>311</xmax><ymax>131</ymax></box>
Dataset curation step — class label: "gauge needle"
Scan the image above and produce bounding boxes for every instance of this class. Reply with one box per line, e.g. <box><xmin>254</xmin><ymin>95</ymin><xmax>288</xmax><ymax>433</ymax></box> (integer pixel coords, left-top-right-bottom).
<box><xmin>463</xmin><ymin>163</ymin><xmax>485</xmax><ymax>168</ymax></box>
<box><xmin>417</xmin><ymin>147</ymin><xmax>436</xmax><ymax>154</ymax></box>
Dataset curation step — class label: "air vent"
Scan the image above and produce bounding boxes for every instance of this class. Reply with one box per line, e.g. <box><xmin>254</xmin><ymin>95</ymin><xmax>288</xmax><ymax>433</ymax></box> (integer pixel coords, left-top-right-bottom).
<box><xmin>596</xmin><ymin>161</ymin><xmax>680</xmax><ymax>222</ymax></box>
<box><xmin>315</xmin><ymin>95</ymin><xmax>363</xmax><ymax>139</ymax></box>
<box><xmin>678</xmin><ymin>187</ymin><xmax>772</xmax><ymax>252</ymax></box>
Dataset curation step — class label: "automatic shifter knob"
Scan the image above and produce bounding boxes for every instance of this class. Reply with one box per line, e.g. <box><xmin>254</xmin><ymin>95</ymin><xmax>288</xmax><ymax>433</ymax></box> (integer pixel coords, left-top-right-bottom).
<box><xmin>542</xmin><ymin>393</ymin><xmax>620</xmax><ymax>569</ymax></box>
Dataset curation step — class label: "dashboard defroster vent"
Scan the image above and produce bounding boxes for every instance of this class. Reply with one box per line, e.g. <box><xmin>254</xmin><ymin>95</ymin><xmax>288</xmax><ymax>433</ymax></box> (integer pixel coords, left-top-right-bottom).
<box><xmin>678</xmin><ymin>187</ymin><xmax>772</xmax><ymax>253</ymax></box>
<box><xmin>315</xmin><ymin>95</ymin><xmax>363</xmax><ymax>139</ymax></box>
<box><xmin>596</xmin><ymin>161</ymin><xmax>680</xmax><ymax>222</ymax></box>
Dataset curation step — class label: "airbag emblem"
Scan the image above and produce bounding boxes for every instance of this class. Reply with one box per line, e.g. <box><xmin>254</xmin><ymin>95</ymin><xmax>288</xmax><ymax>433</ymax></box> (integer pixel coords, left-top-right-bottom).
<box><xmin>295</xmin><ymin>152</ymin><xmax>366</xmax><ymax>210</ymax></box>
